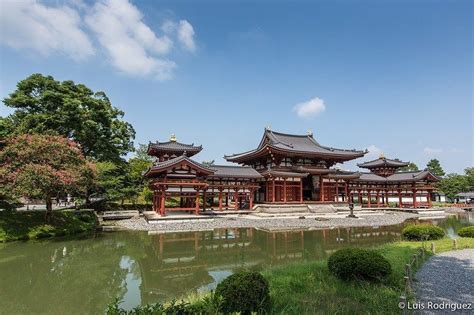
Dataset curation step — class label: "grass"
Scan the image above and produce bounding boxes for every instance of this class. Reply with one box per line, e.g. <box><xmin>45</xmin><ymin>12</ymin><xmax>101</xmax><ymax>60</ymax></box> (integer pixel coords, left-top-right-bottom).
<box><xmin>104</xmin><ymin>237</ymin><xmax>474</xmax><ymax>314</ymax></box>
<box><xmin>262</xmin><ymin>237</ymin><xmax>474</xmax><ymax>314</ymax></box>
<box><xmin>0</xmin><ymin>210</ymin><xmax>98</xmax><ymax>242</ymax></box>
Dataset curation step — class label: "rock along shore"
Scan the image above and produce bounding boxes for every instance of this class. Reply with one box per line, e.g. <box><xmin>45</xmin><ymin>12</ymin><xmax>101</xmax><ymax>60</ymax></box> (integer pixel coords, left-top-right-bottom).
<box><xmin>114</xmin><ymin>211</ymin><xmax>419</xmax><ymax>232</ymax></box>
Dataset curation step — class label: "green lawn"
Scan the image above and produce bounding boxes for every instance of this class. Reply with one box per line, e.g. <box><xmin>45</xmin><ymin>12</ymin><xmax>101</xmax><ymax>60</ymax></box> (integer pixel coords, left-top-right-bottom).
<box><xmin>0</xmin><ymin>210</ymin><xmax>98</xmax><ymax>242</ymax></box>
<box><xmin>262</xmin><ymin>238</ymin><xmax>474</xmax><ymax>314</ymax></box>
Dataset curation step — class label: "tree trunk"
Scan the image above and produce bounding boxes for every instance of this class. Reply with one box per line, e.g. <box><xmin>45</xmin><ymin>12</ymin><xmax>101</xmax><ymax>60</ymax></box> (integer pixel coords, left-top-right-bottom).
<box><xmin>45</xmin><ymin>196</ymin><xmax>53</xmax><ymax>222</ymax></box>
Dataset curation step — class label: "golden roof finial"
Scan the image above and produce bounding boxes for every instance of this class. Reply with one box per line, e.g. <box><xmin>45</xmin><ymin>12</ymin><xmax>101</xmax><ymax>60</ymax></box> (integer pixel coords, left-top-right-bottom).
<box><xmin>170</xmin><ymin>133</ymin><xmax>177</xmax><ymax>142</ymax></box>
<box><xmin>379</xmin><ymin>152</ymin><xmax>385</xmax><ymax>159</ymax></box>
<box><xmin>265</xmin><ymin>125</ymin><xmax>272</xmax><ymax>131</ymax></box>
<box><xmin>307</xmin><ymin>129</ymin><xmax>313</xmax><ymax>136</ymax></box>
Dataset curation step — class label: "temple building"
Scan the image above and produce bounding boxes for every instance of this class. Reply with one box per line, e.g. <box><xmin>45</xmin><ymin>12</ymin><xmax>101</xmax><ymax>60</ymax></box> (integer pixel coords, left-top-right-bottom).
<box><xmin>348</xmin><ymin>156</ymin><xmax>440</xmax><ymax>208</ymax></box>
<box><xmin>144</xmin><ymin>128</ymin><xmax>440</xmax><ymax>215</ymax></box>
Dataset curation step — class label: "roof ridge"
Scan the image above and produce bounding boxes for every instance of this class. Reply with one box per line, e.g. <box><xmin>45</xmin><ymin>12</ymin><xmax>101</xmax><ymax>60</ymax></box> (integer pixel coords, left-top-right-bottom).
<box><xmin>212</xmin><ymin>164</ymin><xmax>251</xmax><ymax>168</ymax></box>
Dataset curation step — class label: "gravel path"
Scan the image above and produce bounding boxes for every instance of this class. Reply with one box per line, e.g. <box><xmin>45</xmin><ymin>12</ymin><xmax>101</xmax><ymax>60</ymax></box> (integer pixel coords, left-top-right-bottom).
<box><xmin>415</xmin><ymin>249</ymin><xmax>474</xmax><ymax>314</ymax></box>
<box><xmin>114</xmin><ymin>211</ymin><xmax>418</xmax><ymax>232</ymax></box>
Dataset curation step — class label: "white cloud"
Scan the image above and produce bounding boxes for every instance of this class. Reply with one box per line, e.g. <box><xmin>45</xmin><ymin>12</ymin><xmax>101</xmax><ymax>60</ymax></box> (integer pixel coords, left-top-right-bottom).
<box><xmin>85</xmin><ymin>0</ymin><xmax>176</xmax><ymax>80</ymax></box>
<box><xmin>0</xmin><ymin>0</ymin><xmax>94</xmax><ymax>60</ymax></box>
<box><xmin>1</xmin><ymin>0</ymin><xmax>196</xmax><ymax>80</ymax></box>
<box><xmin>424</xmin><ymin>147</ymin><xmax>443</xmax><ymax>154</ymax></box>
<box><xmin>366</xmin><ymin>145</ymin><xmax>384</xmax><ymax>160</ymax></box>
<box><xmin>178</xmin><ymin>20</ymin><xmax>196</xmax><ymax>52</ymax></box>
<box><xmin>160</xmin><ymin>19</ymin><xmax>196</xmax><ymax>52</ymax></box>
<box><xmin>293</xmin><ymin>97</ymin><xmax>326</xmax><ymax>118</ymax></box>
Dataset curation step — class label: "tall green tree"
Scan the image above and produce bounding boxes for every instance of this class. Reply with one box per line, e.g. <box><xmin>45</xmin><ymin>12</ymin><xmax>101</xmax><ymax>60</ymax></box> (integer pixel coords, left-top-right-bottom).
<box><xmin>0</xmin><ymin>134</ymin><xmax>95</xmax><ymax>216</ymax></box>
<box><xmin>3</xmin><ymin>74</ymin><xmax>135</xmax><ymax>162</ymax></box>
<box><xmin>426</xmin><ymin>159</ymin><xmax>445</xmax><ymax>177</ymax></box>
<box><xmin>436</xmin><ymin>174</ymin><xmax>468</xmax><ymax>200</ymax></box>
<box><xmin>465</xmin><ymin>167</ymin><xmax>474</xmax><ymax>191</ymax></box>
<box><xmin>399</xmin><ymin>162</ymin><xmax>419</xmax><ymax>172</ymax></box>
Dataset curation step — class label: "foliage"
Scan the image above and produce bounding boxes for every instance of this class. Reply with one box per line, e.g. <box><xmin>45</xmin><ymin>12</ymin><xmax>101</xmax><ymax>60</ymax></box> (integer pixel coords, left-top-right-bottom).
<box><xmin>399</xmin><ymin>162</ymin><xmax>419</xmax><ymax>172</ymax></box>
<box><xmin>264</xmin><ymin>238</ymin><xmax>473</xmax><ymax>314</ymax></box>
<box><xmin>0</xmin><ymin>210</ymin><xmax>97</xmax><ymax>242</ymax></box>
<box><xmin>465</xmin><ymin>167</ymin><xmax>474</xmax><ymax>191</ymax></box>
<box><xmin>2</xmin><ymin>73</ymin><xmax>135</xmax><ymax>162</ymax></box>
<box><xmin>215</xmin><ymin>271</ymin><xmax>271</xmax><ymax>314</ymax></box>
<box><xmin>402</xmin><ymin>224</ymin><xmax>445</xmax><ymax>241</ymax></box>
<box><xmin>436</xmin><ymin>173</ymin><xmax>468</xmax><ymax>200</ymax></box>
<box><xmin>457</xmin><ymin>226</ymin><xmax>474</xmax><ymax>238</ymax></box>
<box><xmin>436</xmin><ymin>168</ymin><xmax>473</xmax><ymax>200</ymax></box>
<box><xmin>0</xmin><ymin>134</ymin><xmax>96</xmax><ymax>212</ymax></box>
<box><xmin>426</xmin><ymin>159</ymin><xmax>445</xmax><ymax>177</ymax></box>
<box><xmin>202</xmin><ymin>160</ymin><xmax>215</xmax><ymax>167</ymax></box>
<box><xmin>105</xmin><ymin>298</ymin><xmax>207</xmax><ymax>315</ymax></box>
<box><xmin>327</xmin><ymin>248</ymin><xmax>391</xmax><ymax>282</ymax></box>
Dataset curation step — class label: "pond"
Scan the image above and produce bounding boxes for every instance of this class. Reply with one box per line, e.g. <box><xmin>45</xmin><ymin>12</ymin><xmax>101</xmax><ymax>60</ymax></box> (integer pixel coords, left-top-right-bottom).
<box><xmin>0</xmin><ymin>213</ymin><xmax>472</xmax><ymax>314</ymax></box>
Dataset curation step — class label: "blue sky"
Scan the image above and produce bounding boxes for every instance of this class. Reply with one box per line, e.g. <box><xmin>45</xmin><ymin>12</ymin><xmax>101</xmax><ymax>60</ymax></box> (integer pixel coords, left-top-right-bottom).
<box><xmin>0</xmin><ymin>0</ymin><xmax>472</xmax><ymax>173</ymax></box>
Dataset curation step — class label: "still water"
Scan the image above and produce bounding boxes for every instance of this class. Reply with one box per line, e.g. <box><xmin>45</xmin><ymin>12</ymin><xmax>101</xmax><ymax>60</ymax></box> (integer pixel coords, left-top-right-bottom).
<box><xmin>0</xmin><ymin>213</ymin><xmax>472</xmax><ymax>315</ymax></box>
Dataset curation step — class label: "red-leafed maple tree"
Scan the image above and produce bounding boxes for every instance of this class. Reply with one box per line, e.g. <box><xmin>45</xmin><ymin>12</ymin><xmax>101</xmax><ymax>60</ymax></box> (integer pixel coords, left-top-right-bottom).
<box><xmin>0</xmin><ymin>134</ymin><xmax>95</xmax><ymax>217</ymax></box>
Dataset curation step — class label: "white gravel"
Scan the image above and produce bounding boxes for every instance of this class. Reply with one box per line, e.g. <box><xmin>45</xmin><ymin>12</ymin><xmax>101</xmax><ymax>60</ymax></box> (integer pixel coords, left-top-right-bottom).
<box><xmin>415</xmin><ymin>249</ymin><xmax>474</xmax><ymax>314</ymax></box>
<box><xmin>114</xmin><ymin>211</ymin><xmax>418</xmax><ymax>232</ymax></box>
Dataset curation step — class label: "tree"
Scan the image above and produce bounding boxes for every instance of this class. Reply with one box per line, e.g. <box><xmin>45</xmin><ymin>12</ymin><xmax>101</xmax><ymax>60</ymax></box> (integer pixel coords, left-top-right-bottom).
<box><xmin>426</xmin><ymin>159</ymin><xmax>445</xmax><ymax>177</ymax></box>
<box><xmin>436</xmin><ymin>173</ymin><xmax>468</xmax><ymax>200</ymax></box>
<box><xmin>202</xmin><ymin>160</ymin><xmax>215</xmax><ymax>167</ymax></box>
<box><xmin>0</xmin><ymin>134</ymin><xmax>95</xmax><ymax>216</ymax></box>
<box><xmin>465</xmin><ymin>167</ymin><xmax>474</xmax><ymax>191</ymax></box>
<box><xmin>399</xmin><ymin>162</ymin><xmax>419</xmax><ymax>172</ymax></box>
<box><xmin>3</xmin><ymin>74</ymin><xmax>135</xmax><ymax>162</ymax></box>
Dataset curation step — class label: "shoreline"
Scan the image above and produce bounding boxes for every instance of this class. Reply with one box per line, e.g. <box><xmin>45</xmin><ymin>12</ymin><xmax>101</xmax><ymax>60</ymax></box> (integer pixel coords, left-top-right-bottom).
<box><xmin>113</xmin><ymin>211</ymin><xmax>421</xmax><ymax>232</ymax></box>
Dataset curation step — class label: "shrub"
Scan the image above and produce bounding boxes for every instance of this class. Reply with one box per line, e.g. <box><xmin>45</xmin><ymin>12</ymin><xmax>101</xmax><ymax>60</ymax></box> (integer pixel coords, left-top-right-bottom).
<box><xmin>328</xmin><ymin>248</ymin><xmax>392</xmax><ymax>282</ymax></box>
<box><xmin>458</xmin><ymin>226</ymin><xmax>474</xmax><ymax>238</ymax></box>
<box><xmin>402</xmin><ymin>224</ymin><xmax>445</xmax><ymax>241</ymax></box>
<box><xmin>215</xmin><ymin>271</ymin><xmax>271</xmax><ymax>314</ymax></box>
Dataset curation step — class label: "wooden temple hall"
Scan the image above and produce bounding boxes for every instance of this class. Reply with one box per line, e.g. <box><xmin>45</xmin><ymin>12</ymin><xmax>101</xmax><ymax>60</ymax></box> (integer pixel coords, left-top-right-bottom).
<box><xmin>144</xmin><ymin>128</ymin><xmax>440</xmax><ymax>215</ymax></box>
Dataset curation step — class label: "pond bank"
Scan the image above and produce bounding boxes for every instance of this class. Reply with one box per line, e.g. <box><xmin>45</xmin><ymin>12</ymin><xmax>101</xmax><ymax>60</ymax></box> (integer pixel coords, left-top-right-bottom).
<box><xmin>114</xmin><ymin>211</ymin><xmax>419</xmax><ymax>232</ymax></box>
<box><xmin>0</xmin><ymin>210</ymin><xmax>98</xmax><ymax>242</ymax></box>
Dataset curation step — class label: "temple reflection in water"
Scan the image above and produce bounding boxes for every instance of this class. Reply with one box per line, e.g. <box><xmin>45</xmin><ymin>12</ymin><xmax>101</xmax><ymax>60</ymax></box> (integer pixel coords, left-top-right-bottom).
<box><xmin>139</xmin><ymin>225</ymin><xmax>402</xmax><ymax>302</ymax></box>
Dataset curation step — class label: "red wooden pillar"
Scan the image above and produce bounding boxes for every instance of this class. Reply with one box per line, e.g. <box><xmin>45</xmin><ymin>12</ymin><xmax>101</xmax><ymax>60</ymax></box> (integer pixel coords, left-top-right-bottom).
<box><xmin>249</xmin><ymin>188</ymin><xmax>254</xmax><ymax>209</ymax></box>
<box><xmin>194</xmin><ymin>190</ymin><xmax>200</xmax><ymax>215</ymax></box>
<box><xmin>272</xmin><ymin>179</ymin><xmax>276</xmax><ymax>203</ymax></box>
<box><xmin>299</xmin><ymin>180</ymin><xmax>303</xmax><ymax>203</ymax></box>
<box><xmin>367</xmin><ymin>191</ymin><xmax>371</xmax><ymax>208</ymax></box>
<box><xmin>335</xmin><ymin>180</ymin><xmax>339</xmax><ymax>202</ymax></box>
<box><xmin>218</xmin><ymin>190</ymin><xmax>223</xmax><ymax>211</ymax></box>
<box><xmin>345</xmin><ymin>182</ymin><xmax>349</xmax><ymax>203</ymax></box>
<box><xmin>160</xmin><ymin>189</ymin><xmax>165</xmax><ymax>216</ymax></box>
<box><xmin>283</xmin><ymin>178</ymin><xmax>287</xmax><ymax>203</ymax></box>
<box><xmin>358</xmin><ymin>190</ymin><xmax>362</xmax><ymax>205</ymax></box>
<box><xmin>427</xmin><ymin>190</ymin><xmax>432</xmax><ymax>208</ymax></box>
<box><xmin>320</xmin><ymin>177</ymin><xmax>325</xmax><ymax>202</ymax></box>
<box><xmin>235</xmin><ymin>190</ymin><xmax>239</xmax><ymax>210</ymax></box>
<box><xmin>376</xmin><ymin>190</ymin><xmax>380</xmax><ymax>208</ymax></box>
<box><xmin>412</xmin><ymin>189</ymin><xmax>418</xmax><ymax>208</ymax></box>
<box><xmin>203</xmin><ymin>190</ymin><xmax>207</xmax><ymax>212</ymax></box>
<box><xmin>265</xmin><ymin>181</ymin><xmax>269</xmax><ymax>202</ymax></box>
<box><xmin>398</xmin><ymin>189</ymin><xmax>402</xmax><ymax>207</ymax></box>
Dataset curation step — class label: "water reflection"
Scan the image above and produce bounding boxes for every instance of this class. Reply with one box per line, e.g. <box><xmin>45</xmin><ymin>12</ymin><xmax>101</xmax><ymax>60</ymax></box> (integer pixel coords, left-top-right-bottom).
<box><xmin>0</xmin><ymin>213</ymin><xmax>472</xmax><ymax>314</ymax></box>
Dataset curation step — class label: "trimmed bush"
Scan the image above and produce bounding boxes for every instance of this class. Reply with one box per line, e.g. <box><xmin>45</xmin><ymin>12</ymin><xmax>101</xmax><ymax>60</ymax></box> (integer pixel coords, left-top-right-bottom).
<box><xmin>458</xmin><ymin>226</ymin><xmax>474</xmax><ymax>238</ymax></box>
<box><xmin>328</xmin><ymin>248</ymin><xmax>392</xmax><ymax>282</ymax></box>
<box><xmin>402</xmin><ymin>224</ymin><xmax>445</xmax><ymax>241</ymax></box>
<box><xmin>215</xmin><ymin>271</ymin><xmax>270</xmax><ymax>314</ymax></box>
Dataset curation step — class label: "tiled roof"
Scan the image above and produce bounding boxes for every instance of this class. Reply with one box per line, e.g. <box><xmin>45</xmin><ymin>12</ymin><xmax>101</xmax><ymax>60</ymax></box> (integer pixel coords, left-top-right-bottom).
<box><xmin>358</xmin><ymin>157</ymin><xmax>409</xmax><ymax>168</ymax></box>
<box><xmin>209</xmin><ymin>165</ymin><xmax>263</xmax><ymax>179</ymax></box>
<box><xmin>225</xmin><ymin>128</ymin><xmax>366</xmax><ymax>162</ymax></box>
<box><xmin>148</xmin><ymin>141</ymin><xmax>202</xmax><ymax>157</ymax></box>
<box><xmin>144</xmin><ymin>155</ymin><xmax>214</xmax><ymax>176</ymax></box>
<box><xmin>260</xmin><ymin>169</ymin><xmax>309</xmax><ymax>178</ymax></box>
<box><xmin>355</xmin><ymin>170</ymin><xmax>440</xmax><ymax>183</ymax></box>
